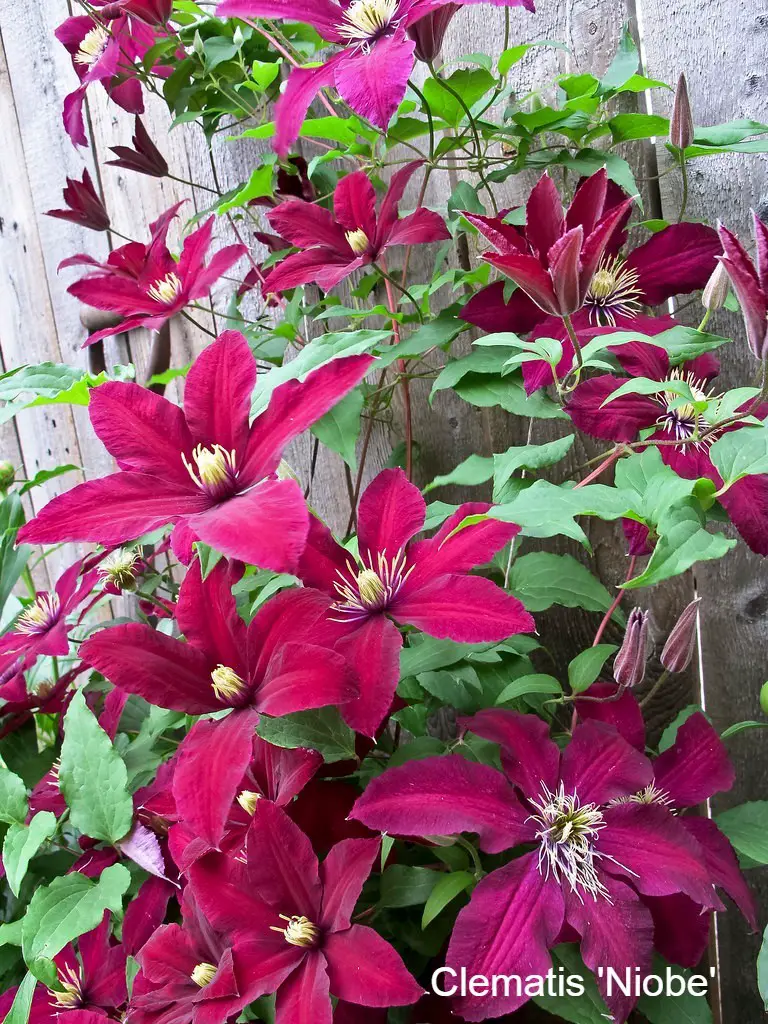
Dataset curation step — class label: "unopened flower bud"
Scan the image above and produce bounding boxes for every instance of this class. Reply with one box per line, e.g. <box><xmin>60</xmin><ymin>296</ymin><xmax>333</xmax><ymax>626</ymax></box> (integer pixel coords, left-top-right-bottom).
<box><xmin>613</xmin><ymin>607</ymin><xmax>651</xmax><ymax>689</ymax></box>
<box><xmin>0</xmin><ymin>460</ymin><xmax>15</xmax><ymax>489</ymax></box>
<box><xmin>407</xmin><ymin>4</ymin><xmax>460</xmax><ymax>64</ymax></box>
<box><xmin>661</xmin><ymin>598</ymin><xmax>700</xmax><ymax>673</ymax></box>
<box><xmin>702</xmin><ymin>261</ymin><xmax>730</xmax><ymax>312</ymax></box>
<box><xmin>670</xmin><ymin>74</ymin><xmax>694</xmax><ymax>151</ymax></box>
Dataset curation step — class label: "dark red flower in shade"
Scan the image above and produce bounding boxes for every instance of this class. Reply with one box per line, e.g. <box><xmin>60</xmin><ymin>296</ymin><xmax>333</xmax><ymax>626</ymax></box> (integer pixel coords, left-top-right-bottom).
<box><xmin>106</xmin><ymin>117</ymin><xmax>169</xmax><ymax>178</ymax></box>
<box><xmin>564</xmin><ymin>339</ymin><xmax>768</xmax><ymax>556</ymax></box>
<box><xmin>0</xmin><ymin>558</ymin><xmax>98</xmax><ymax>690</ymax></box>
<box><xmin>60</xmin><ymin>203</ymin><xmax>246</xmax><ymax>347</ymax></box>
<box><xmin>262</xmin><ymin>162</ymin><xmax>450</xmax><ymax>294</ymax></box>
<box><xmin>46</xmin><ymin>170</ymin><xmax>111</xmax><ymax>232</ymax></box>
<box><xmin>217</xmin><ymin>0</ymin><xmax>533</xmax><ymax>157</ymax></box>
<box><xmin>128</xmin><ymin>889</ymin><xmax>265</xmax><ymax>1024</ymax></box>
<box><xmin>188</xmin><ymin>801</ymin><xmax>424</xmax><ymax>1022</ymax></box>
<box><xmin>351</xmin><ymin>710</ymin><xmax>724</xmax><ymax>1023</ymax></box>
<box><xmin>408</xmin><ymin>3</ymin><xmax>461</xmax><ymax>62</ymax></box>
<box><xmin>17</xmin><ymin>332</ymin><xmax>374</xmax><ymax>570</ymax></box>
<box><xmin>55</xmin><ymin>7</ymin><xmax>164</xmax><ymax>146</ymax></box>
<box><xmin>718</xmin><ymin>212</ymin><xmax>768</xmax><ymax>360</ymax></box>
<box><xmin>295</xmin><ymin>467</ymin><xmax>534</xmax><ymax>736</ymax></box>
<box><xmin>461</xmin><ymin>169</ymin><xmax>634</xmax><ymax>323</ymax></box>
<box><xmin>104</xmin><ymin>0</ymin><xmax>173</xmax><ymax>24</ymax></box>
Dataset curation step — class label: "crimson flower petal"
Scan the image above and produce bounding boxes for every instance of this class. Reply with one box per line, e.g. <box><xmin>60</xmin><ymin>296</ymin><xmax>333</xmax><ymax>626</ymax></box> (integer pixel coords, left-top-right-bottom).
<box><xmin>653</xmin><ymin>712</ymin><xmax>734</xmax><ymax>807</ymax></box>
<box><xmin>183</xmin><ymin>331</ymin><xmax>256</xmax><ymax>456</ymax></box>
<box><xmin>268</xmin><ymin>200</ymin><xmax>349</xmax><ymax>252</ymax></box>
<box><xmin>460</xmin><ymin>280</ymin><xmax>545</xmax><ymax>336</ymax></box>
<box><xmin>122</xmin><ymin>877</ymin><xmax>174</xmax><ymax>957</ymax></box>
<box><xmin>464</xmin><ymin>708</ymin><xmax>559</xmax><ymax>799</ymax></box>
<box><xmin>216</xmin><ymin>0</ymin><xmax>345</xmax><ymax>41</ymax></box>
<box><xmin>246</xmin><ymin>801</ymin><xmax>322</xmax><ymax>917</ymax></box>
<box><xmin>255</xmin><ymin>642</ymin><xmax>356</xmax><ymax>717</ymax></box>
<box><xmin>336</xmin><ymin>615</ymin><xmax>402</xmax><ymax>737</ymax></box>
<box><xmin>384</xmin><ymin>208</ymin><xmax>450</xmax><ymax>249</ymax></box>
<box><xmin>176</xmin><ymin>560</ymin><xmax>247</xmax><ymax>673</ymax></box>
<box><xmin>189</xmin><ymin>852</ymin><xmax>285</xmax><ymax>937</ymax></box>
<box><xmin>333</xmin><ymin>31</ymin><xmax>415</xmax><ymax>129</ymax></box>
<box><xmin>356</xmin><ymin>468</ymin><xmax>426</xmax><ymax>557</ymax></box>
<box><xmin>409</xmin><ymin>501</ymin><xmax>518</xmax><ymax>577</ymax></box>
<box><xmin>574</xmin><ymin>683</ymin><xmax>646</xmax><ymax>751</ymax></box>
<box><xmin>718</xmin><ymin>472</ymin><xmax>768</xmax><ymax>556</ymax></box>
<box><xmin>566</xmin><ymin>375</ymin><xmax>659</xmax><ymax>443</ymax></box>
<box><xmin>333</xmin><ymin>171</ymin><xmax>378</xmax><ymax>240</ymax></box>
<box><xmin>626</xmin><ymin>222</ymin><xmax>721</xmax><ymax>305</ymax></box>
<box><xmin>319</xmin><ymin>838</ymin><xmax>380</xmax><ymax>931</ymax></box>
<box><xmin>682</xmin><ymin>816</ymin><xmax>756</xmax><ymax>928</ymax></box>
<box><xmin>323</xmin><ymin>926</ymin><xmax>423</xmax><ymax>1006</ymax></box>
<box><xmin>251</xmin><ymin>736</ymin><xmax>323</xmax><ymax>806</ymax></box>
<box><xmin>297</xmin><ymin>515</ymin><xmax>356</xmax><ymax>596</ymax></box>
<box><xmin>375</xmin><ymin>161</ymin><xmax>424</xmax><ymax>245</ymax></box>
<box><xmin>565</xmin><ymin>167</ymin><xmax>609</xmax><ymax>236</ymax></box>
<box><xmin>560</xmin><ymin>720</ymin><xmax>653</xmax><ymax>806</ymax></box>
<box><xmin>351</xmin><ymin>755</ymin><xmax>533</xmax><ymax>853</ymax></box>
<box><xmin>275</xmin><ymin>952</ymin><xmax>332</xmax><ymax>1024</ymax></box>
<box><xmin>526</xmin><ymin>172</ymin><xmax>564</xmax><ymax>260</ymax></box>
<box><xmin>547</xmin><ymin>225</ymin><xmax>584</xmax><ymax>313</ymax></box>
<box><xmin>263</xmin><ymin>247</ymin><xmax>360</xmax><ymax>293</ymax></box>
<box><xmin>645</xmin><ymin>893</ymin><xmax>711</xmax><ymax>969</ymax></box>
<box><xmin>484</xmin><ymin>250</ymin><xmax>559</xmax><ymax>315</ymax></box>
<box><xmin>274</xmin><ymin>57</ymin><xmax>340</xmax><ymax>158</ymax></box>
<box><xmin>461</xmin><ymin>211</ymin><xmax>526</xmax><ymax>254</ymax></box>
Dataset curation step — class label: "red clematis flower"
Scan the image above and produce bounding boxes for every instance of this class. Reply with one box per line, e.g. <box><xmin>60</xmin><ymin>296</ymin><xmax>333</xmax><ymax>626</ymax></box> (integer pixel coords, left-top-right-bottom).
<box><xmin>262</xmin><ymin>162</ymin><xmax>450</xmax><ymax>294</ymax></box>
<box><xmin>106</xmin><ymin>117</ymin><xmax>169</xmax><ymax>178</ymax></box>
<box><xmin>103</xmin><ymin>0</ymin><xmax>173</xmax><ymax>24</ymax></box>
<box><xmin>351</xmin><ymin>710</ymin><xmax>724</xmax><ymax>1023</ymax></box>
<box><xmin>128</xmin><ymin>889</ymin><xmax>265</xmax><ymax>1024</ymax></box>
<box><xmin>0</xmin><ymin>558</ymin><xmax>98</xmax><ymax>692</ymax></box>
<box><xmin>461</xmin><ymin>169</ymin><xmax>635</xmax><ymax>326</ymax></box>
<box><xmin>188</xmin><ymin>800</ymin><xmax>423</xmax><ymax>1022</ymax></box>
<box><xmin>718</xmin><ymin>212</ymin><xmax>768</xmax><ymax>360</ymax></box>
<box><xmin>564</xmin><ymin>340</ymin><xmax>768</xmax><ymax>556</ymax></box>
<box><xmin>56</xmin><ymin>4</ymin><xmax>166</xmax><ymax>146</ymax></box>
<box><xmin>46</xmin><ymin>170</ymin><xmax>111</xmax><ymax>232</ymax></box>
<box><xmin>295</xmin><ymin>467</ymin><xmax>534</xmax><ymax>735</ymax></box>
<box><xmin>217</xmin><ymin>0</ymin><xmax>534</xmax><ymax>156</ymax></box>
<box><xmin>60</xmin><ymin>203</ymin><xmax>246</xmax><ymax>347</ymax></box>
<box><xmin>17</xmin><ymin>332</ymin><xmax>374</xmax><ymax>569</ymax></box>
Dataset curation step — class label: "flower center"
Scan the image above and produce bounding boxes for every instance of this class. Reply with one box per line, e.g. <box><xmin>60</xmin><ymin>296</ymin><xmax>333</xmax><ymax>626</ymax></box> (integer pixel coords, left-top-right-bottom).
<box><xmin>147</xmin><ymin>271</ymin><xmax>183</xmax><ymax>305</ymax></box>
<box><xmin>584</xmin><ymin>256</ymin><xmax>643</xmax><ymax>326</ymax></box>
<box><xmin>340</xmin><ymin>0</ymin><xmax>398</xmax><ymax>42</ymax></box>
<box><xmin>656</xmin><ymin>368</ymin><xmax>715</xmax><ymax>446</ymax></box>
<box><xmin>237</xmin><ymin>790</ymin><xmax>261</xmax><ymax>815</ymax></box>
<box><xmin>528</xmin><ymin>782</ymin><xmax>610</xmax><ymax>902</ymax></box>
<box><xmin>330</xmin><ymin>549</ymin><xmax>413</xmax><ymax>620</ymax></box>
<box><xmin>211</xmin><ymin>665</ymin><xmax>247</xmax><ymax>703</ymax></box>
<box><xmin>610</xmin><ymin>782</ymin><xmax>674</xmax><ymax>809</ymax></box>
<box><xmin>191</xmin><ymin>962</ymin><xmax>218</xmax><ymax>987</ymax></box>
<box><xmin>17</xmin><ymin>594</ymin><xmax>61</xmax><ymax>636</ymax></box>
<box><xmin>270</xmin><ymin>914</ymin><xmax>320</xmax><ymax>948</ymax></box>
<box><xmin>99</xmin><ymin>548</ymin><xmax>139</xmax><ymax>592</ymax></box>
<box><xmin>182</xmin><ymin>444</ymin><xmax>238</xmax><ymax>496</ymax></box>
<box><xmin>74</xmin><ymin>25</ymin><xmax>109</xmax><ymax>66</ymax></box>
<box><xmin>345</xmin><ymin>228</ymin><xmax>370</xmax><ymax>255</ymax></box>
<box><xmin>49</xmin><ymin>964</ymin><xmax>82</xmax><ymax>1009</ymax></box>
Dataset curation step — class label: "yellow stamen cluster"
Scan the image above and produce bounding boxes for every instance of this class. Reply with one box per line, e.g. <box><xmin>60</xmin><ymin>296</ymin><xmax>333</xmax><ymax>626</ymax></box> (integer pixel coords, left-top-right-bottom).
<box><xmin>191</xmin><ymin>962</ymin><xmax>218</xmax><ymax>987</ymax></box>
<box><xmin>74</xmin><ymin>25</ymin><xmax>109</xmax><ymax>66</ymax></box>
<box><xmin>271</xmin><ymin>914</ymin><xmax>320</xmax><ymax>948</ymax></box>
<box><xmin>345</xmin><ymin>228</ymin><xmax>370</xmax><ymax>255</ymax></box>
<box><xmin>147</xmin><ymin>271</ymin><xmax>183</xmax><ymax>305</ymax></box>
<box><xmin>99</xmin><ymin>548</ymin><xmax>139</xmax><ymax>592</ymax></box>
<box><xmin>49</xmin><ymin>964</ymin><xmax>82</xmax><ymax>1009</ymax></box>
<box><xmin>183</xmin><ymin>444</ymin><xmax>237</xmax><ymax>490</ymax></box>
<box><xmin>17</xmin><ymin>593</ymin><xmax>61</xmax><ymax>635</ymax></box>
<box><xmin>237</xmin><ymin>790</ymin><xmax>261</xmax><ymax>815</ymax></box>
<box><xmin>356</xmin><ymin>568</ymin><xmax>387</xmax><ymax>608</ymax></box>
<box><xmin>340</xmin><ymin>0</ymin><xmax>398</xmax><ymax>41</ymax></box>
<box><xmin>211</xmin><ymin>664</ymin><xmax>247</xmax><ymax>702</ymax></box>
<box><xmin>585</xmin><ymin>256</ymin><xmax>643</xmax><ymax>326</ymax></box>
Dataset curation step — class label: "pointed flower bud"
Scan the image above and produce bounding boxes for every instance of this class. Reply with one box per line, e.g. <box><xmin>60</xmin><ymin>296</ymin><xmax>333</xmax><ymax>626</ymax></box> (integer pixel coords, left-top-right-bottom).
<box><xmin>407</xmin><ymin>4</ymin><xmax>460</xmax><ymax>64</ymax></box>
<box><xmin>613</xmin><ymin>607</ymin><xmax>651</xmax><ymax>689</ymax></box>
<box><xmin>46</xmin><ymin>170</ymin><xmax>110</xmax><ymax>233</ymax></box>
<box><xmin>702</xmin><ymin>260</ymin><xmax>730</xmax><ymax>312</ymax></box>
<box><xmin>670</xmin><ymin>74</ymin><xmax>694</xmax><ymax>151</ymax></box>
<box><xmin>661</xmin><ymin>598</ymin><xmax>700</xmax><ymax>673</ymax></box>
<box><xmin>106</xmin><ymin>117</ymin><xmax>168</xmax><ymax>179</ymax></box>
<box><xmin>0</xmin><ymin>461</ymin><xmax>15</xmax><ymax>490</ymax></box>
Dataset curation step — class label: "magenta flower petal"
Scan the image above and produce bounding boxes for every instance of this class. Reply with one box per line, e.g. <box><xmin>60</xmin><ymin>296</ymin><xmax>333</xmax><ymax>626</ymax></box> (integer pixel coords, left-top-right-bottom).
<box><xmin>297</xmin><ymin>515</ymin><xmax>356</xmax><ymax>596</ymax></box>
<box><xmin>274</xmin><ymin>57</ymin><xmax>340</xmax><ymax>158</ymax></box>
<box><xmin>189</xmin><ymin>478</ymin><xmax>309</xmax><ymax>573</ymax></box>
<box><xmin>566</xmin><ymin>375</ymin><xmax>659</xmax><ymax>443</ymax></box>
<box><xmin>565</xmin><ymin>168</ymin><xmax>608</xmax><ymax>235</ymax></box>
<box><xmin>323</xmin><ymin>926</ymin><xmax>423</xmax><ymax>1006</ymax></box>
<box><xmin>183</xmin><ymin>331</ymin><xmax>256</xmax><ymax>456</ymax></box>
<box><xmin>447</xmin><ymin>855</ymin><xmax>564</xmax><ymax>1021</ymax></box>
<box><xmin>255</xmin><ymin>641</ymin><xmax>356</xmax><ymax>717</ymax></box>
<box><xmin>268</xmin><ymin>200</ymin><xmax>349</xmax><ymax>252</ymax></box>
<box><xmin>374</xmin><ymin>161</ymin><xmax>424</xmax><ymax>244</ymax></box>
<box><xmin>462</xmin><ymin>211</ymin><xmax>526</xmax><ymax>254</ymax></box>
<box><xmin>173</xmin><ymin>710</ymin><xmax>259</xmax><ymax>848</ymax></box>
<box><xmin>251</xmin><ymin>737</ymin><xmax>323</xmax><ymax>806</ymax></box>
<box><xmin>63</xmin><ymin>86</ymin><xmax>88</xmax><ymax>146</ymax></box>
<box><xmin>176</xmin><ymin>561</ymin><xmax>247</xmax><ymax>672</ymax></box>
<box><xmin>461</xmin><ymin>280</ymin><xmax>544</xmax><ymax>335</ymax></box>
<box><xmin>410</xmin><ymin>501</ymin><xmax>518</xmax><ymax>577</ymax></box>
<box><xmin>683</xmin><ymin>816</ymin><xmax>756</xmax><ymax>927</ymax></box>
<box><xmin>390</xmin><ymin>573</ymin><xmax>535</xmax><ymax>641</ymax></box>
<box><xmin>548</xmin><ymin>225</ymin><xmax>584</xmax><ymax>313</ymax></box>
<box><xmin>464</xmin><ymin>708</ymin><xmax>559</xmax><ymax>799</ymax></box>
<box><xmin>350</xmin><ymin>755</ymin><xmax>533</xmax><ymax>853</ymax></box>
<box><xmin>189</xmin><ymin>853</ymin><xmax>287</xmax><ymax>937</ymax></box>
<box><xmin>718</xmin><ymin>472</ymin><xmax>768</xmax><ymax>556</ymax></box>
<box><xmin>645</xmin><ymin>893</ymin><xmax>711</xmax><ymax>969</ymax></box>
<box><xmin>336</xmin><ymin>615</ymin><xmax>403</xmax><ymax>737</ymax></box>
<box><xmin>263</xmin><ymin>247</ymin><xmax>360</xmax><ymax>293</ymax></box>
<box><xmin>247</xmin><ymin>800</ymin><xmax>323</xmax><ymax>915</ymax></box>
<box><xmin>574</xmin><ymin>683</ymin><xmax>646</xmax><ymax>751</ymax></box>
<box><xmin>600</xmin><ymin>803</ymin><xmax>722</xmax><ymax>908</ymax></box>
<box><xmin>485</xmin><ymin>250</ymin><xmax>560</xmax><ymax>314</ymax></box>
<box><xmin>216</xmin><ymin>0</ymin><xmax>345</xmax><ymax>41</ymax></box>
<box><xmin>88</xmin><ymin>381</ymin><xmax>194</xmax><ymax>485</ymax></box>
<box><xmin>625</xmin><ymin>222</ymin><xmax>721</xmax><ymax>306</ymax></box>
<box><xmin>333</xmin><ymin>31</ymin><xmax>415</xmax><ymax>130</ymax></box>
<box><xmin>81</xmin><ymin>623</ymin><xmax>219</xmax><ymax>714</ymax></box>
<box><xmin>356</xmin><ymin>467</ymin><xmax>426</xmax><ymax>557</ymax></box>
<box><xmin>384</xmin><ymin>208</ymin><xmax>451</xmax><ymax>248</ymax></box>
<box><xmin>579</xmin><ymin>194</ymin><xmax>635</xmax><ymax>286</ymax></box>
<box><xmin>560</xmin><ymin>720</ymin><xmax>652</xmax><ymax>805</ymax></box>
<box><xmin>319</xmin><ymin>838</ymin><xmax>381</xmax><ymax>931</ymax></box>
<box><xmin>653</xmin><ymin>712</ymin><xmax>734</xmax><ymax>807</ymax></box>
<box><xmin>526</xmin><ymin>172</ymin><xmax>564</xmax><ymax>259</ymax></box>
<box><xmin>718</xmin><ymin>222</ymin><xmax>768</xmax><ymax>359</ymax></box>
<box><xmin>565</xmin><ymin>874</ymin><xmax>653</xmax><ymax>1024</ymax></box>
<box><xmin>276</xmin><ymin>952</ymin><xmax>332</xmax><ymax>1024</ymax></box>
<box><xmin>333</xmin><ymin>171</ymin><xmax>378</xmax><ymax>240</ymax></box>
<box><xmin>17</xmin><ymin>473</ymin><xmax>210</xmax><ymax>547</ymax></box>
<box><xmin>122</xmin><ymin>876</ymin><xmax>173</xmax><ymax>956</ymax></box>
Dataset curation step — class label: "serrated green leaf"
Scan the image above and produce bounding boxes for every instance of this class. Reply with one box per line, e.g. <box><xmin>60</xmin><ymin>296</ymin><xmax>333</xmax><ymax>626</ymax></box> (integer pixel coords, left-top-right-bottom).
<box><xmin>0</xmin><ymin>757</ymin><xmax>28</xmax><ymax>825</ymax></box>
<box><xmin>59</xmin><ymin>689</ymin><xmax>133</xmax><ymax>844</ymax></box>
<box><xmin>508</xmin><ymin>552</ymin><xmax>613</xmax><ymax>613</ymax></box>
<box><xmin>710</xmin><ymin>423</ymin><xmax>768</xmax><ymax>485</ymax></box>
<box><xmin>492</xmin><ymin>436</ymin><xmax>575</xmax><ymax>500</ymax></box>
<box><xmin>256</xmin><ymin>708</ymin><xmax>356</xmax><ymax>763</ymax></box>
<box><xmin>2</xmin><ymin>812</ymin><xmax>57</xmax><ymax>897</ymax></box>
<box><xmin>422</xmin><ymin>68</ymin><xmax>495</xmax><ymax>127</ymax></box>
<box><xmin>424</xmin><ymin>454</ymin><xmax>494</xmax><ymax>493</ymax></box>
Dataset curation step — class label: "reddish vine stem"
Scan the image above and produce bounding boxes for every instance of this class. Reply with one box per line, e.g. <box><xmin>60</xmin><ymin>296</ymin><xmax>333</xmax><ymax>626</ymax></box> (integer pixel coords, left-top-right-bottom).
<box><xmin>573</xmin><ymin>446</ymin><xmax>623</xmax><ymax>488</ymax></box>
<box><xmin>592</xmin><ymin>555</ymin><xmax>638</xmax><ymax>647</ymax></box>
<box><xmin>380</xmin><ymin>266</ymin><xmax>413</xmax><ymax>481</ymax></box>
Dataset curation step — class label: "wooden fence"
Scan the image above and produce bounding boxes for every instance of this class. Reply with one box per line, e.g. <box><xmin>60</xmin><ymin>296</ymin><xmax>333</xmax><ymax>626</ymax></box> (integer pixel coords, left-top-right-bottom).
<box><xmin>1</xmin><ymin>0</ymin><xmax>767</xmax><ymax>1018</ymax></box>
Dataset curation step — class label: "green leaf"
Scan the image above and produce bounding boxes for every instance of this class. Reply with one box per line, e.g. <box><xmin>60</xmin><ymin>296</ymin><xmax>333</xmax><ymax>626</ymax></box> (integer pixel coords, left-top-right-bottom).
<box><xmin>637</xmin><ymin>959</ymin><xmax>713</xmax><ymax>1023</ymax></box>
<box><xmin>533</xmin><ymin>944</ymin><xmax>610</xmax><ymax>1023</ymax></box>
<box><xmin>2</xmin><ymin>812</ymin><xmax>57</xmax><ymax>897</ymax></box>
<box><xmin>311</xmin><ymin>388</ymin><xmax>363</xmax><ymax>470</ymax></box>
<box><xmin>422</xmin><ymin>871</ymin><xmax>474</xmax><ymax>928</ymax></box>
<box><xmin>425</xmin><ymin>454</ymin><xmax>495</xmax><ymax>493</ymax></box>
<box><xmin>454</xmin><ymin>374</ymin><xmax>566</xmax><ymax>419</ymax></box>
<box><xmin>757</xmin><ymin>924</ymin><xmax>768</xmax><ymax>1010</ymax></box>
<box><xmin>508</xmin><ymin>552</ymin><xmax>613</xmax><ymax>613</ymax></box>
<box><xmin>721</xmin><ymin>720</ymin><xmax>768</xmax><ymax>739</ymax></box>
<box><xmin>609</xmin><ymin>112</ymin><xmax>669</xmax><ymax>142</ymax></box>
<box><xmin>194</xmin><ymin>542</ymin><xmax>224</xmax><ymax>580</ymax></box>
<box><xmin>59</xmin><ymin>689</ymin><xmax>134</xmax><ymax>844</ymax></box>
<box><xmin>709</xmin><ymin>424</ymin><xmax>768</xmax><ymax>485</ymax></box>
<box><xmin>498</xmin><ymin>39</ymin><xmax>568</xmax><ymax>76</ymax></box>
<box><xmin>0</xmin><ymin>757</ymin><xmax>29</xmax><ymax>825</ymax></box>
<box><xmin>716</xmin><ymin>801</ymin><xmax>768</xmax><ymax>864</ymax></box>
<box><xmin>599</xmin><ymin>27</ymin><xmax>640</xmax><ymax>92</ymax></box>
<box><xmin>658</xmin><ymin>705</ymin><xmax>702</xmax><ymax>752</ymax></box>
<box><xmin>496</xmin><ymin>674</ymin><xmax>562</xmax><ymax>704</ymax></box>
<box><xmin>18</xmin><ymin>465</ymin><xmax>80</xmax><ymax>496</ymax></box>
<box><xmin>2</xmin><ymin>972</ymin><xmax>37</xmax><ymax>1024</ymax></box>
<box><xmin>380</xmin><ymin>865</ymin><xmax>440</xmax><ymax>908</ymax></box>
<box><xmin>422</xmin><ymin>68</ymin><xmax>495</xmax><ymax>127</ymax></box>
<box><xmin>22</xmin><ymin>864</ymin><xmax>130</xmax><ymax>970</ymax></box>
<box><xmin>492</xmin><ymin>436</ymin><xmax>575</xmax><ymax>500</ymax></box>
<box><xmin>217</xmin><ymin>163</ymin><xmax>274</xmax><ymax>214</ymax></box>
<box><xmin>400</xmin><ymin>636</ymin><xmax>493</xmax><ymax>677</ymax></box>
<box><xmin>256</xmin><ymin>708</ymin><xmax>357</xmax><ymax>763</ymax></box>
<box><xmin>568</xmin><ymin>645</ymin><xmax>618</xmax><ymax>693</ymax></box>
